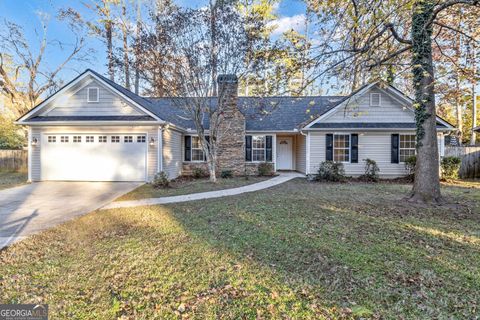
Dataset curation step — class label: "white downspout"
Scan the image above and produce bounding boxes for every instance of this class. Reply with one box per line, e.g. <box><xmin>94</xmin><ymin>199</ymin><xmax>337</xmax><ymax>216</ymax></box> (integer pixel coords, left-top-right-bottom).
<box><xmin>158</xmin><ymin>125</ymin><xmax>164</xmax><ymax>173</ymax></box>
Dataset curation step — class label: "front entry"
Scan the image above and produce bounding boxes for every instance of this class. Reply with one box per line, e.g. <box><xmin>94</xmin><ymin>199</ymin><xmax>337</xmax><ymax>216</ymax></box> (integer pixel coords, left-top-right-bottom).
<box><xmin>276</xmin><ymin>137</ymin><xmax>293</xmax><ymax>170</ymax></box>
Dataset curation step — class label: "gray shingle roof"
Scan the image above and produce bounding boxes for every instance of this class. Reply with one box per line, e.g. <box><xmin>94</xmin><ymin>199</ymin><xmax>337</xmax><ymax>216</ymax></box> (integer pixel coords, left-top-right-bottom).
<box><xmin>147</xmin><ymin>96</ymin><xmax>344</xmax><ymax>130</ymax></box>
<box><xmin>20</xmin><ymin>69</ymin><xmax>454</xmax><ymax>131</ymax></box>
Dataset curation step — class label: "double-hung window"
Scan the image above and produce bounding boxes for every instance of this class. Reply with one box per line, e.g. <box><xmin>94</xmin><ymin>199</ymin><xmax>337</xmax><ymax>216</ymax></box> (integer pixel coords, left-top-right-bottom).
<box><xmin>191</xmin><ymin>136</ymin><xmax>205</xmax><ymax>161</ymax></box>
<box><xmin>399</xmin><ymin>134</ymin><xmax>415</xmax><ymax>162</ymax></box>
<box><xmin>252</xmin><ymin>136</ymin><xmax>266</xmax><ymax>162</ymax></box>
<box><xmin>333</xmin><ymin>134</ymin><xmax>350</xmax><ymax>162</ymax></box>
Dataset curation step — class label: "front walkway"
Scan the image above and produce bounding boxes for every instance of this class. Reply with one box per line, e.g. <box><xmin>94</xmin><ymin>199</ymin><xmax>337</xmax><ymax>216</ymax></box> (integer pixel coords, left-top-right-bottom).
<box><xmin>103</xmin><ymin>172</ymin><xmax>304</xmax><ymax>210</ymax></box>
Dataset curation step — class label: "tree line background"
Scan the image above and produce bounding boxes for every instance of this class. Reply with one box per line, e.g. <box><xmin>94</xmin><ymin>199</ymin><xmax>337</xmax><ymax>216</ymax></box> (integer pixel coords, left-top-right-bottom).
<box><xmin>1</xmin><ymin>0</ymin><xmax>478</xmax><ymax>147</ymax></box>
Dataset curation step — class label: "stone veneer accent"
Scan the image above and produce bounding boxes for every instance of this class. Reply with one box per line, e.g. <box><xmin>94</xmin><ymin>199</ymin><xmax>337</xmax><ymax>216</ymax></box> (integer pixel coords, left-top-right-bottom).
<box><xmin>214</xmin><ymin>75</ymin><xmax>246</xmax><ymax>176</ymax></box>
<box><xmin>182</xmin><ymin>162</ymin><xmax>209</xmax><ymax>176</ymax></box>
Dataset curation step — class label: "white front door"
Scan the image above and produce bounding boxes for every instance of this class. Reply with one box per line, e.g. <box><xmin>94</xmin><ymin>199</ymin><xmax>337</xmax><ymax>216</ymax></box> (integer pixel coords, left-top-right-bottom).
<box><xmin>276</xmin><ymin>137</ymin><xmax>293</xmax><ymax>170</ymax></box>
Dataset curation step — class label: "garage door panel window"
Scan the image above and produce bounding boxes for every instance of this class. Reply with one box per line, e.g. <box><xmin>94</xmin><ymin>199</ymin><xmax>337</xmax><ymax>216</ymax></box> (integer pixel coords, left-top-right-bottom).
<box><xmin>399</xmin><ymin>134</ymin><xmax>416</xmax><ymax>162</ymax></box>
<box><xmin>48</xmin><ymin>136</ymin><xmax>56</xmax><ymax>143</ymax></box>
<box><xmin>85</xmin><ymin>136</ymin><xmax>94</xmax><ymax>143</ymax></box>
<box><xmin>124</xmin><ymin>136</ymin><xmax>133</xmax><ymax>143</ymax></box>
<box><xmin>111</xmin><ymin>136</ymin><xmax>120</xmax><ymax>143</ymax></box>
<box><xmin>61</xmin><ymin>136</ymin><xmax>69</xmax><ymax>143</ymax></box>
<box><xmin>333</xmin><ymin>134</ymin><xmax>350</xmax><ymax>162</ymax></box>
<box><xmin>99</xmin><ymin>136</ymin><xmax>107</xmax><ymax>143</ymax></box>
<box><xmin>137</xmin><ymin>136</ymin><xmax>146</xmax><ymax>143</ymax></box>
<box><xmin>73</xmin><ymin>136</ymin><xmax>81</xmax><ymax>143</ymax></box>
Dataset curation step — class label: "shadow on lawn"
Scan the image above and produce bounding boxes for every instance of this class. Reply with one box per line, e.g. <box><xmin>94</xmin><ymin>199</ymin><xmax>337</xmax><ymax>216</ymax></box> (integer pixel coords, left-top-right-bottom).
<box><xmin>163</xmin><ymin>181</ymin><xmax>480</xmax><ymax>317</ymax></box>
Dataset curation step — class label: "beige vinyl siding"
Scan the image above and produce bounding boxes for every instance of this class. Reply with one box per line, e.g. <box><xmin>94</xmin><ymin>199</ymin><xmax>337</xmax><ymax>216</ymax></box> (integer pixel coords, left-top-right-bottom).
<box><xmin>324</xmin><ymin>87</ymin><xmax>414</xmax><ymax>123</ymax></box>
<box><xmin>309</xmin><ymin>131</ymin><xmax>414</xmax><ymax>178</ymax></box>
<box><xmin>295</xmin><ymin>134</ymin><xmax>306</xmax><ymax>173</ymax></box>
<box><xmin>30</xmin><ymin>127</ymin><xmax>42</xmax><ymax>181</ymax></box>
<box><xmin>29</xmin><ymin>126</ymin><xmax>159</xmax><ymax>182</ymax></box>
<box><xmin>162</xmin><ymin>128</ymin><xmax>183</xmax><ymax>180</ymax></box>
<box><xmin>40</xmin><ymin>77</ymin><xmax>145</xmax><ymax>117</ymax></box>
<box><xmin>146</xmin><ymin>127</ymin><xmax>159</xmax><ymax>181</ymax></box>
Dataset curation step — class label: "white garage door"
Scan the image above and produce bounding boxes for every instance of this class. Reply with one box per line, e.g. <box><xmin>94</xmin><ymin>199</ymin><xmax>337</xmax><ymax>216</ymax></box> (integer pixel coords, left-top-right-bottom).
<box><xmin>41</xmin><ymin>133</ymin><xmax>147</xmax><ymax>181</ymax></box>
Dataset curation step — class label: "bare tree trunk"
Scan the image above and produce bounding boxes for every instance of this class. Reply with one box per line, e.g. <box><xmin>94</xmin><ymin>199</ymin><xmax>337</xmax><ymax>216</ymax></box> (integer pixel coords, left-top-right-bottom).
<box><xmin>134</xmin><ymin>0</ymin><xmax>141</xmax><ymax>94</ymax></box>
<box><xmin>210</xmin><ymin>0</ymin><xmax>218</xmax><ymax>96</ymax></box>
<box><xmin>455</xmin><ymin>73</ymin><xmax>463</xmax><ymax>145</ymax></box>
<box><xmin>454</xmin><ymin>30</ymin><xmax>463</xmax><ymax>145</ymax></box>
<box><xmin>207</xmin><ymin>154</ymin><xmax>217</xmax><ymax>182</ymax></box>
<box><xmin>472</xmin><ymin>91</ymin><xmax>478</xmax><ymax>145</ymax></box>
<box><xmin>122</xmin><ymin>1</ymin><xmax>130</xmax><ymax>90</ymax></box>
<box><xmin>410</xmin><ymin>0</ymin><xmax>442</xmax><ymax>203</ymax></box>
<box><xmin>471</xmin><ymin>44</ymin><xmax>477</xmax><ymax>145</ymax></box>
<box><xmin>106</xmin><ymin>19</ymin><xmax>114</xmax><ymax>81</ymax></box>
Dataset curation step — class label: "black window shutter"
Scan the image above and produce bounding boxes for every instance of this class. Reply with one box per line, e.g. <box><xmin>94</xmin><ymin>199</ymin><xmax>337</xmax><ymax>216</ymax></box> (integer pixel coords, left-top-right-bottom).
<box><xmin>326</xmin><ymin>134</ymin><xmax>333</xmax><ymax>161</ymax></box>
<box><xmin>265</xmin><ymin>136</ymin><xmax>273</xmax><ymax>162</ymax></box>
<box><xmin>245</xmin><ymin>135</ymin><xmax>252</xmax><ymax>161</ymax></box>
<box><xmin>351</xmin><ymin>134</ymin><xmax>358</xmax><ymax>163</ymax></box>
<box><xmin>391</xmin><ymin>134</ymin><xmax>399</xmax><ymax>163</ymax></box>
<box><xmin>184</xmin><ymin>135</ymin><xmax>191</xmax><ymax>161</ymax></box>
<box><xmin>204</xmin><ymin>136</ymin><xmax>210</xmax><ymax>161</ymax></box>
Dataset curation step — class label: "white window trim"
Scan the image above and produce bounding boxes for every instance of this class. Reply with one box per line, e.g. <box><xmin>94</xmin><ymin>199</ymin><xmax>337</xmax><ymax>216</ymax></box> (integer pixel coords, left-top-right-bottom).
<box><xmin>333</xmin><ymin>133</ymin><xmax>351</xmax><ymax>164</ymax></box>
<box><xmin>399</xmin><ymin>134</ymin><xmax>416</xmax><ymax>163</ymax></box>
<box><xmin>370</xmin><ymin>93</ymin><xmax>381</xmax><ymax>107</ymax></box>
<box><xmin>87</xmin><ymin>87</ymin><xmax>99</xmax><ymax>103</ymax></box>
<box><xmin>185</xmin><ymin>135</ymin><xmax>206</xmax><ymax>163</ymax></box>
<box><xmin>251</xmin><ymin>135</ymin><xmax>267</xmax><ymax>163</ymax></box>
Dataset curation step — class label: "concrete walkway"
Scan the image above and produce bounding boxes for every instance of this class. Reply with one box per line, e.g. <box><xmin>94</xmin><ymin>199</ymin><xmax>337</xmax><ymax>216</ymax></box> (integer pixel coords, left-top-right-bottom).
<box><xmin>103</xmin><ymin>172</ymin><xmax>304</xmax><ymax>210</ymax></box>
<box><xmin>0</xmin><ymin>182</ymin><xmax>141</xmax><ymax>249</ymax></box>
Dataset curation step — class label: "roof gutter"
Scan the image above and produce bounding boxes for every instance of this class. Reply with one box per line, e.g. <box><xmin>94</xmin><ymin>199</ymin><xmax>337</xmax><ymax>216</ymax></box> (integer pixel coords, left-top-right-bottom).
<box><xmin>303</xmin><ymin>127</ymin><xmax>453</xmax><ymax>132</ymax></box>
<box><xmin>15</xmin><ymin>120</ymin><xmax>165</xmax><ymax>126</ymax></box>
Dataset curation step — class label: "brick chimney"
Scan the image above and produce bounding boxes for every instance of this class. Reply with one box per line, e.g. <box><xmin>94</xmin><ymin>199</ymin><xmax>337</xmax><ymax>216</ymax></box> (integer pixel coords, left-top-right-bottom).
<box><xmin>216</xmin><ymin>74</ymin><xmax>246</xmax><ymax>175</ymax></box>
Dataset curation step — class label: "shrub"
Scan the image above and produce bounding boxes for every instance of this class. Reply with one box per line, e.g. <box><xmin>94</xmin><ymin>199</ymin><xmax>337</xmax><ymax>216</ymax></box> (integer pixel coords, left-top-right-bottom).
<box><xmin>258</xmin><ymin>162</ymin><xmax>274</xmax><ymax>176</ymax></box>
<box><xmin>221</xmin><ymin>170</ymin><xmax>233</xmax><ymax>179</ymax></box>
<box><xmin>362</xmin><ymin>158</ymin><xmax>380</xmax><ymax>182</ymax></box>
<box><xmin>192</xmin><ymin>167</ymin><xmax>206</xmax><ymax>179</ymax></box>
<box><xmin>441</xmin><ymin>156</ymin><xmax>461</xmax><ymax>180</ymax></box>
<box><xmin>404</xmin><ymin>155</ymin><xmax>416</xmax><ymax>175</ymax></box>
<box><xmin>316</xmin><ymin>161</ymin><xmax>346</xmax><ymax>182</ymax></box>
<box><xmin>0</xmin><ymin>116</ymin><xmax>25</xmax><ymax>149</ymax></box>
<box><xmin>152</xmin><ymin>171</ymin><xmax>169</xmax><ymax>188</ymax></box>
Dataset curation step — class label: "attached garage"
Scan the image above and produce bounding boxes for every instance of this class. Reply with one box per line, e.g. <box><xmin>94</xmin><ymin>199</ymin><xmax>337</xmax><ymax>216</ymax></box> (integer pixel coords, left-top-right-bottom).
<box><xmin>40</xmin><ymin>133</ymin><xmax>148</xmax><ymax>181</ymax></box>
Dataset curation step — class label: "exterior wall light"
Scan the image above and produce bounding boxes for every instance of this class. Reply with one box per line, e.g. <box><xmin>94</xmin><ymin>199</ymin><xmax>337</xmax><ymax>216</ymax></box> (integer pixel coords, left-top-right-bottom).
<box><xmin>31</xmin><ymin>137</ymin><xmax>38</xmax><ymax>146</ymax></box>
<box><xmin>149</xmin><ymin>137</ymin><xmax>155</xmax><ymax>146</ymax></box>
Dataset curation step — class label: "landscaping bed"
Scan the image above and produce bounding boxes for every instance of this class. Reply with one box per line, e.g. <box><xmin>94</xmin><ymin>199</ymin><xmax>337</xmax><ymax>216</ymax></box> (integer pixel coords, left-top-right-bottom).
<box><xmin>116</xmin><ymin>176</ymin><xmax>271</xmax><ymax>201</ymax></box>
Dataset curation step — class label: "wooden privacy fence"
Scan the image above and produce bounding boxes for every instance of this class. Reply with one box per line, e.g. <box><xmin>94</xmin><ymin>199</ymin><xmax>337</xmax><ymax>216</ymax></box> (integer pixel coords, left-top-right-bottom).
<box><xmin>0</xmin><ymin>150</ymin><xmax>28</xmax><ymax>172</ymax></box>
<box><xmin>444</xmin><ymin>146</ymin><xmax>480</xmax><ymax>179</ymax></box>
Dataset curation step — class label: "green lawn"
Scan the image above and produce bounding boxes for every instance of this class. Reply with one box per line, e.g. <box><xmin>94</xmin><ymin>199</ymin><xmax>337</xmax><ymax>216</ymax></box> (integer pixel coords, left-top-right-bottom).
<box><xmin>1</xmin><ymin>179</ymin><xmax>479</xmax><ymax>319</ymax></box>
<box><xmin>117</xmin><ymin>176</ymin><xmax>270</xmax><ymax>201</ymax></box>
<box><xmin>0</xmin><ymin>171</ymin><xmax>28</xmax><ymax>190</ymax></box>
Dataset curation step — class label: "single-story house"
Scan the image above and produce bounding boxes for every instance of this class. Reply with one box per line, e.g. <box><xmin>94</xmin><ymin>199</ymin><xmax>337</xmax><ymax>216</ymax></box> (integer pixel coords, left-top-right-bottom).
<box><xmin>16</xmin><ymin>69</ymin><xmax>454</xmax><ymax>182</ymax></box>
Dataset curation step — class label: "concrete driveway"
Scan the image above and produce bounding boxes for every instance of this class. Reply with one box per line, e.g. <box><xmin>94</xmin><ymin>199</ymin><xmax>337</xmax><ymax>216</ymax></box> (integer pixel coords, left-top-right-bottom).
<box><xmin>0</xmin><ymin>182</ymin><xmax>141</xmax><ymax>249</ymax></box>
